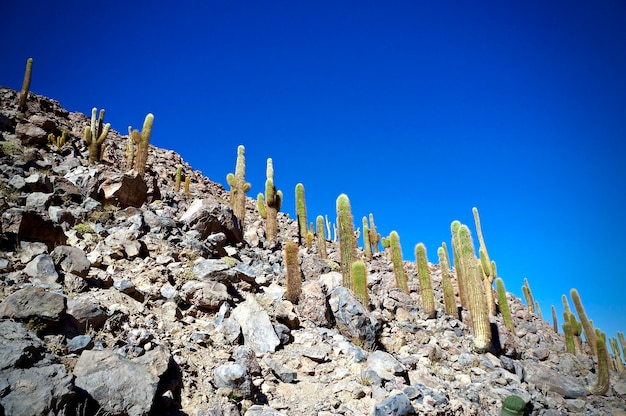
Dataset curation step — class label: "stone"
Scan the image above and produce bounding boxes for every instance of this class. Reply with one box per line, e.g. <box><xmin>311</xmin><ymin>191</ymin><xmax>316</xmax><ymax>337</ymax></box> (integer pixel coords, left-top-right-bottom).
<box><xmin>373</xmin><ymin>391</ymin><xmax>416</xmax><ymax>416</ymax></box>
<box><xmin>524</xmin><ymin>361</ymin><xmax>589</xmax><ymax>398</ymax></box>
<box><xmin>231</xmin><ymin>295</ymin><xmax>280</xmax><ymax>354</ymax></box>
<box><xmin>51</xmin><ymin>245</ymin><xmax>91</xmax><ymax>277</ymax></box>
<box><xmin>23</xmin><ymin>253</ymin><xmax>59</xmax><ymax>283</ymax></box>
<box><xmin>179</xmin><ymin>197</ymin><xmax>243</xmax><ymax>244</ymax></box>
<box><xmin>180</xmin><ymin>280</ymin><xmax>229</xmax><ymax>311</ymax></box>
<box><xmin>1</xmin><ymin>208</ymin><xmax>67</xmax><ymax>249</ymax></box>
<box><xmin>297</xmin><ymin>280</ymin><xmax>331</xmax><ymax>327</ymax></box>
<box><xmin>264</xmin><ymin>357</ymin><xmax>297</xmax><ymax>383</ymax></box>
<box><xmin>0</xmin><ymin>286</ymin><xmax>66</xmax><ymax>321</ymax></box>
<box><xmin>0</xmin><ymin>320</ymin><xmax>45</xmax><ymax>370</ymax></box>
<box><xmin>329</xmin><ymin>286</ymin><xmax>380</xmax><ymax>350</ymax></box>
<box><xmin>98</xmin><ymin>169</ymin><xmax>148</xmax><ymax>208</ymax></box>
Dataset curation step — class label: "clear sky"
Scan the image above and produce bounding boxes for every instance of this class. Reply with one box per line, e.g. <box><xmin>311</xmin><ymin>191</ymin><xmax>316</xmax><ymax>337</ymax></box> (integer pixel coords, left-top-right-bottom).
<box><xmin>2</xmin><ymin>1</ymin><xmax>625</xmax><ymax>344</ymax></box>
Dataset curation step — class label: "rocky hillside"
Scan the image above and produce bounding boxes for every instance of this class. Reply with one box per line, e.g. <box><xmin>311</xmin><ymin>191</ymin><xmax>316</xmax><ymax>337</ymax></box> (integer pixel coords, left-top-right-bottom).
<box><xmin>0</xmin><ymin>85</ymin><xmax>625</xmax><ymax>416</ymax></box>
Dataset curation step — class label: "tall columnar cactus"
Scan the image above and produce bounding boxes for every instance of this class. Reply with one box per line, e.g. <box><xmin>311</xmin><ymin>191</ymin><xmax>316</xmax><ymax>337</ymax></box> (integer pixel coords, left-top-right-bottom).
<box><xmin>351</xmin><ymin>260</ymin><xmax>369</xmax><ymax>306</ymax></box>
<box><xmin>415</xmin><ymin>243</ymin><xmax>436</xmax><ymax>319</ymax></box>
<box><xmin>127</xmin><ymin>113</ymin><xmax>154</xmax><ymax>176</ymax></box>
<box><xmin>473</xmin><ymin>207</ymin><xmax>496</xmax><ymax>316</ymax></box>
<box><xmin>315</xmin><ymin>215</ymin><xmax>328</xmax><ymax>259</ymax></box>
<box><xmin>336</xmin><ymin>194</ymin><xmax>356</xmax><ymax>291</ymax></box>
<box><xmin>284</xmin><ymin>241</ymin><xmax>301</xmax><ymax>304</ymax></box>
<box><xmin>450</xmin><ymin>220</ymin><xmax>468</xmax><ymax>309</ymax></box>
<box><xmin>368</xmin><ymin>213</ymin><xmax>380</xmax><ymax>254</ymax></box>
<box><xmin>535</xmin><ymin>301</ymin><xmax>543</xmax><ymax>321</ymax></box>
<box><xmin>565</xmin><ymin>312</ymin><xmax>583</xmax><ymax>354</ymax></box>
<box><xmin>522</xmin><ymin>278</ymin><xmax>536</xmax><ymax>314</ymax></box>
<box><xmin>362</xmin><ymin>217</ymin><xmax>372</xmax><ymax>260</ymax></box>
<box><xmin>570</xmin><ymin>288</ymin><xmax>597</xmax><ymax>355</ymax></box>
<box><xmin>590</xmin><ymin>328</ymin><xmax>610</xmax><ymax>395</ymax></box>
<box><xmin>609</xmin><ymin>337</ymin><xmax>625</xmax><ymax>373</ymax></box>
<box><xmin>18</xmin><ymin>58</ymin><xmax>33</xmax><ymax>113</ymax></box>
<box><xmin>257</xmin><ymin>158</ymin><xmax>282</xmax><ymax>246</ymax></box>
<box><xmin>458</xmin><ymin>224</ymin><xmax>492</xmax><ymax>353</ymax></box>
<box><xmin>84</xmin><ymin>108</ymin><xmax>111</xmax><ymax>165</ymax></box>
<box><xmin>551</xmin><ymin>305</ymin><xmax>558</xmax><ymax>333</ymax></box>
<box><xmin>174</xmin><ymin>165</ymin><xmax>183</xmax><ymax>193</ymax></box>
<box><xmin>389</xmin><ymin>231</ymin><xmax>408</xmax><ymax>293</ymax></box>
<box><xmin>619</xmin><ymin>332</ymin><xmax>626</xmax><ymax>359</ymax></box>
<box><xmin>226</xmin><ymin>145</ymin><xmax>251</xmax><ymax>223</ymax></box>
<box><xmin>294</xmin><ymin>183</ymin><xmax>308</xmax><ymax>244</ymax></box>
<box><xmin>437</xmin><ymin>243</ymin><xmax>457</xmax><ymax>317</ymax></box>
<box><xmin>495</xmin><ymin>278</ymin><xmax>515</xmax><ymax>332</ymax></box>
<box><xmin>562</xmin><ymin>320</ymin><xmax>576</xmax><ymax>354</ymax></box>
<box><xmin>184</xmin><ymin>176</ymin><xmax>190</xmax><ymax>196</ymax></box>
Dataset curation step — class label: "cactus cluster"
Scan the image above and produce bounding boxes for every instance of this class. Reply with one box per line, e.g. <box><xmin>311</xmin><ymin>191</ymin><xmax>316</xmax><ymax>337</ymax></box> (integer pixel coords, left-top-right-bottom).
<box><xmin>84</xmin><ymin>108</ymin><xmax>111</xmax><ymax>165</ymax></box>
<box><xmin>437</xmin><ymin>243</ymin><xmax>457</xmax><ymax>317</ymax></box>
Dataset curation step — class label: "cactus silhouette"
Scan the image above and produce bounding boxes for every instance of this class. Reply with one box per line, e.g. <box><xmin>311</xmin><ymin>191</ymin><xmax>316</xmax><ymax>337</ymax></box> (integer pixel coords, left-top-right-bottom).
<box><xmin>362</xmin><ymin>216</ymin><xmax>372</xmax><ymax>260</ymax></box>
<box><xmin>368</xmin><ymin>213</ymin><xmax>380</xmax><ymax>254</ymax></box>
<box><xmin>570</xmin><ymin>288</ymin><xmax>597</xmax><ymax>355</ymax></box>
<box><xmin>127</xmin><ymin>113</ymin><xmax>154</xmax><ymax>176</ymax></box>
<box><xmin>316</xmin><ymin>215</ymin><xmax>328</xmax><ymax>259</ymax></box>
<box><xmin>589</xmin><ymin>328</ymin><xmax>610</xmax><ymax>395</ymax></box>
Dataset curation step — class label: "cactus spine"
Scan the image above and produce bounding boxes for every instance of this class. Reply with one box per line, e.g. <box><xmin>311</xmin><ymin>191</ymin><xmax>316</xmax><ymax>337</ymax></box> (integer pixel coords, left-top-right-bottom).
<box><xmin>127</xmin><ymin>113</ymin><xmax>154</xmax><ymax>176</ymax></box>
<box><xmin>590</xmin><ymin>328</ymin><xmax>610</xmax><ymax>395</ymax></box>
<box><xmin>458</xmin><ymin>224</ymin><xmax>492</xmax><ymax>353</ymax></box>
<box><xmin>389</xmin><ymin>231</ymin><xmax>408</xmax><ymax>293</ymax></box>
<box><xmin>415</xmin><ymin>243</ymin><xmax>436</xmax><ymax>318</ymax></box>
<box><xmin>257</xmin><ymin>158</ymin><xmax>282</xmax><ymax>246</ymax></box>
<box><xmin>226</xmin><ymin>145</ymin><xmax>251</xmax><ymax>223</ymax></box>
<box><xmin>362</xmin><ymin>217</ymin><xmax>372</xmax><ymax>260</ymax></box>
<box><xmin>351</xmin><ymin>260</ymin><xmax>369</xmax><ymax>306</ymax></box>
<box><xmin>284</xmin><ymin>241</ymin><xmax>301</xmax><ymax>304</ymax></box>
<box><xmin>438</xmin><ymin>243</ymin><xmax>457</xmax><ymax>317</ymax></box>
<box><xmin>18</xmin><ymin>58</ymin><xmax>33</xmax><ymax>113</ymax></box>
<box><xmin>84</xmin><ymin>108</ymin><xmax>111</xmax><ymax>165</ymax></box>
<box><xmin>495</xmin><ymin>278</ymin><xmax>515</xmax><ymax>332</ymax></box>
<box><xmin>570</xmin><ymin>288</ymin><xmax>597</xmax><ymax>354</ymax></box>
<box><xmin>316</xmin><ymin>215</ymin><xmax>328</xmax><ymax>259</ymax></box>
<box><xmin>294</xmin><ymin>183</ymin><xmax>308</xmax><ymax>244</ymax></box>
<box><xmin>336</xmin><ymin>194</ymin><xmax>356</xmax><ymax>291</ymax></box>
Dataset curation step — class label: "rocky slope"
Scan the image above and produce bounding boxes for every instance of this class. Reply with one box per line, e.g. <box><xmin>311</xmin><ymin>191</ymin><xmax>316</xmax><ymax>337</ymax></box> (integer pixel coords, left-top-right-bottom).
<box><xmin>0</xmin><ymin>86</ymin><xmax>625</xmax><ymax>416</ymax></box>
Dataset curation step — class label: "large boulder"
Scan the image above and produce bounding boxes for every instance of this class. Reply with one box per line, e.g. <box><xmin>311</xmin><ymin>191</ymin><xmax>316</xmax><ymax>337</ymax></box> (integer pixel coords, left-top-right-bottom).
<box><xmin>179</xmin><ymin>197</ymin><xmax>243</xmax><ymax>244</ymax></box>
<box><xmin>329</xmin><ymin>286</ymin><xmax>380</xmax><ymax>350</ymax></box>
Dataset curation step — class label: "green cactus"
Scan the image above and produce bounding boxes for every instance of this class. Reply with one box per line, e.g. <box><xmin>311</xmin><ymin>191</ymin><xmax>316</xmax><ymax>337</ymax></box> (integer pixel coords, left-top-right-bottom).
<box><xmin>495</xmin><ymin>278</ymin><xmax>515</xmax><ymax>332</ymax></box>
<box><xmin>295</xmin><ymin>183</ymin><xmax>308</xmax><ymax>244</ymax></box>
<box><xmin>316</xmin><ymin>215</ymin><xmax>328</xmax><ymax>259</ymax></box>
<box><xmin>174</xmin><ymin>164</ymin><xmax>183</xmax><ymax>193</ymax></box>
<box><xmin>184</xmin><ymin>176</ymin><xmax>190</xmax><ymax>196</ymax></box>
<box><xmin>306</xmin><ymin>230</ymin><xmax>314</xmax><ymax>249</ymax></box>
<box><xmin>389</xmin><ymin>231</ymin><xmax>408</xmax><ymax>293</ymax></box>
<box><xmin>551</xmin><ymin>305</ymin><xmax>558</xmax><ymax>333</ymax></box>
<box><xmin>84</xmin><ymin>108</ymin><xmax>111</xmax><ymax>165</ymax></box>
<box><xmin>18</xmin><ymin>58</ymin><xmax>33</xmax><ymax>113</ymax></box>
<box><xmin>500</xmin><ymin>394</ymin><xmax>526</xmax><ymax>416</ymax></box>
<box><xmin>415</xmin><ymin>243</ymin><xmax>436</xmax><ymax>319</ymax></box>
<box><xmin>48</xmin><ymin>130</ymin><xmax>68</xmax><ymax>148</ymax></box>
<box><xmin>226</xmin><ymin>145</ymin><xmax>251</xmax><ymax>223</ymax></box>
<box><xmin>473</xmin><ymin>207</ymin><xmax>496</xmax><ymax>316</ymax></box>
<box><xmin>570</xmin><ymin>288</ymin><xmax>597</xmax><ymax>355</ymax></box>
<box><xmin>362</xmin><ymin>217</ymin><xmax>372</xmax><ymax>260</ymax></box>
<box><xmin>522</xmin><ymin>278</ymin><xmax>536</xmax><ymax>314</ymax></box>
<box><xmin>458</xmin><ymin>224</ymin><xmax>492</xmax><ymax>353</ymax></box>
<box><xmin>351</xmin><ymin>260</ymin><xmax>369</xmax><ymax>306</ymax></box>
<box><xmin>450</xmin><ymin>220</ymin><xmax>468</xmax><ymax>309</ymax></box>
<box><xmin>562</xmin><ymin>320</ymin><xmax>575</xmax><ymax>354</ymax></box>
<box><xmin>284</xmin><ymin>241</ymin><xmax>301</xmax><ymax>304</ymax></box>
<box><xmin>336</xmin><ymin>194</ymin><xmax>356</xmax><ymax>291</ymax></box>
<box><xmin>589</xmin><ymin>328</ymin><xmax>610</xmax><ymax>395</ymax></box>
<box><xmin>257</xmin><ymin>158</ymin><xmax>282</xmax><ymax>246</ymax></box>
<box><xmin>368</xmin><ymin>213</ymin><xmax>380</xmax><ymax>254</ymax></box>
<box><xmin>438</xmin><ymin>243</ymin><xmax>457</xmax><ymax>318</ymax></box>
<box><xmin>609</xmin><ymin>337</ymin><xmax>625</xmax><ymax>373</ymax></box>
<box><xmin>567</xmin><ymin>312</ymin><xmax>584</xmax><ymax>354</ymax></box>
<box><xmin>127</xmin><ymin>113</ymin><xmax>154</xmax><ymax>176</ymax></box>
<box><xmin>619</xmin><ymin>332</ymin><xmax>626</xmax><ymax>360</ymax></box>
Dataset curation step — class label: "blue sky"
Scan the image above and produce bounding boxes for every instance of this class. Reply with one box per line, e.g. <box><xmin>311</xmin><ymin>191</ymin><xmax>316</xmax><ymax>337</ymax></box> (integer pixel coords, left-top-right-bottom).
<box><xmin>2</xmin><ymin>1</ymin><xmax>625</xmax><ymax>344</ymax></box>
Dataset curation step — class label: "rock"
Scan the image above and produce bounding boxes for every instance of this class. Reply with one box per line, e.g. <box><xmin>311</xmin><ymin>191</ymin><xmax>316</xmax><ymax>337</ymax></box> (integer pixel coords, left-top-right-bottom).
<box><xmin>98</xmin><ymin>169</ymin><xmax>148</xmax><ymax>208</ymax></box>
<box><xmin>366</xmin><ymin>350</ymin><xmax>407</xmax><ymax>382</ymax></box>
<box><xmin>51</xmin><ymin>245</ymin><xmax>90</xmax><ymax>277</ymax></box>
<box><xmin>264</xmin><ymin>357</ymin><xmax>297</xmax><ymax>383</ymax></box>
<box><xmin>1</xmin><ymin>208</ymin><xmax>67</xmax><ymax>249</ymax></box>
<box><xmin>16</xmin><ymin>121</ymin><xmax>47</xmax><ymax>146</ymax></box>
<box><xmin>179</xmin><ymin>197</ymin><xmax>243</xmax><ymax>244</ymax></box>
<box><xmin>231</xmin><ymin>295</ymin><xmax>280</xmax><ymax>354</ymax></box>
<box><xmin>0</xmin><ymin>286</ymin><xmax>66</xmax><ymax>321</ymax></box>
<box><xmin>105</xmin><ymin>228</ymin><xmax>143</xmax><ymax>258</ymax></box>
<box><xmin>297</xmin><ymin>280</ymin><xmax>331</xmax><ymax>327</ymax></box>
<box><xmin>23</xmin><ymin>253</ymin><xmax>59</xmax><ymax>283</ymax></box>
<box><xmin>180</xmin><ymin>280</ymin><xmax>229</xmax><ymax>311</ymax></box>
<box><xmin>25</xmin><ymin>192</ymin><xmax>53</xmax><ymax>209</ymax></box>
<box><xmin>74</xmin><ymin>349</ymin><xmax>160</xmax><ymax>416</ymax></box>
<box><xmin>373</xmin><ymin>391</ymin><xmax>416</xmax><ymax>416</ymax></box>
<box><xmin>329</xmin><ymin>286</ymin><xmax>380</xmax><ymax>350</ymax></box>
<box><xmin>0</xmin><ymin>320</ymin><xmax>45</xmax><ymax>370</ymax></box>
<box><xmin>244</xmin><ymin>405</ymin><xmax>288</xmax><ymax>416</ymax></box>
<box><xmin>67</xmin><ymin>334</ymin><xmax>93</xmax><ymax>353</ymax></box>
<box><xmin>524</xmin><ymin>361</ymin><xmax>589</xmax><ymax>398</ymax></box>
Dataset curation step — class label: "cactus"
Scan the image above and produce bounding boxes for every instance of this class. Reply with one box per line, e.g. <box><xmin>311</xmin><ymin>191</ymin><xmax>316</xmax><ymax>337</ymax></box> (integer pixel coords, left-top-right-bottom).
<box><xmin>535</xmin><ymin>301</ymin><xmax>543</xmax><ymax>321</ymax></box>
<box><xmin>184</xmin><ymin>176</ymin><xmax>190</xmax><ymax>196</ymax></box>
<box><xmin>495</xmin><ymin>278</ymin><xmax>515</xmax><ymax>332</ymax></box>
<box><xmin>450</xmin><ymin>220</ymin><xmax>468</xmax><ymax>309</ymax></box>
<box><xmin>500</xmin><ymin>394</ymin><xmax>526</xmax><ymax>416</ymax></box>
<box><xmin>257</xmin><ymin>158</ymin><xmax>282</xmax><ymax>246</ymax></box>
<box><xmin>84</xmin><ymin>108</ymin><xmax>111</xmax><ymax>165</ymax></box>
<box><xmin>351</xmin><ymin>260</ymin><xmax>369</xmax><ymax>306</ymax></box>
<box><xmin>368</xmin><ymin>213</ymin><xmax>380</xmax><ymax>254</ymax></box>
<box><xmin>473</xmin><ymin>207</ymin><xmax>496</xmax><ymax>316</ymax></box>
<box><xmin>362</xmin><ymin>217</ymin><xmax>372</xmax><ymax>260</ymax></box>
<box><xmin>284</xmin><ymin>241</ymin><xmax>301</xmax><ymax>304</ymax></box>
<box><xmin>389</xmin><ymin>231</ymin><xmax>408</xmax><ymax>293</ymax></box>
<box><xmin>589</xmin><ymin>328</ymin><xmax>610</xmax><ymax>395</ymax></box>
<box><xmin>551</xmin><ymin>305</ymin><xmax>558</xmax><ymax>333</ymax></box>
<box><xmin>562</xmin><ymin>320</ymin><xmax>576</xmax><ymax>354</ymax></box>
<box><xmin>619</xmin><ymin>332</ymin><xmax>626</xmax><ymax>359</ymax></box>
<box><xmin>567</xmin><ymin>312</ymin><xmax>584</xmax><ymax>354</ymax></box>
<box><xmin>127</xmin><ymin>113</ymin><xmax>154</xmax><ymax>176</ymax></box>
<box><xmin>48</xmin><ymin>130</ymin><xmax>68</xmax><ymax>148</ymax></box>
<box><xmin>438</xmin><ymin>243</ymin><xmax>457</xmax><ymax>317</ymax></box>
<box><xmin>522</xmin><ymin>278</ymin><xmax>536</xmax><ymax>314</ymax></box>
<box><xmin>570</xmin><ymin>288</ymin><xmax>597</xmax><ymax>355</ymax></box>
<box><xmin>295</xmin><ymin>183</ymin><xmax>308</xmax><ymax>244</ymax></box>
<box><xmin>174</xmin><ymin>165</ymin><xmax>183</xmax><ymax>193</ymax></box>
<box><xmin>458</xmin><ymin>224</ymin><xmax>492</xmax><ymax>353</ymax></box>
<box><xmin>316</xmin><ymin>215</ymin><xmax>328</xmax><ymax>259</ymax></box>
<box><xmin>609</xmin><ymin>337</ymin><xmax>625</xmax><ymax>373</ymax></box>
<box><xmin>18</xmin><ymin>58</ymin><xmax>33</xmax><ymax>113</ymax></box>
<box><xmin>306</xmin><ymin>230</ymin><xmax>314</xmax><ymax>249</ymax></box>
<box><xmin>415</xmin><ymin>243</ymin><xmax>436</xmax><ymax>318</ymax></box>
<box><xmin>226</xmin><ymin>145</ymin><xmax>251</xmax><ymax>223</ymax></box>
<box><xmin>336</xmin><ymin>194</ymin><xmax>356</xmax><ymax>291</ymax></box>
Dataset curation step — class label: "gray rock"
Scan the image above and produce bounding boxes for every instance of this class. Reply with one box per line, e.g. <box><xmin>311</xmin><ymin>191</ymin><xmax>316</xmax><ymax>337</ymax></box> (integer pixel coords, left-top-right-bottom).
<box><xmin>244</xmin><ymin>405</ymin><xmax>288</xmax><ymax>416</ymax></box>
<box><xmin>67</xmin><ymin>334</ymin><xmax>93</xmax><ymax>353</ymax></box>
<box><xmin>193</xmin><ymin>258</ymin><xmax>236</xmax><ymax>282</ymax></box>
<box><xmin>51</xmin><ymin>245</ymin><xmax>91</xmax><ymax>277</ymax></box>
<box><xmin>366</xmin><ymin>350</ymin><xmax>407</xmax><ymax>382</ymax></box>
<box><xmin>105</xmin><ymin>228</ymin><xmax>142</xmax><ymax>258</ymax></box>
<box><xmin>98</xmin><ymin>169</ymin><xmax>148</xmax><ymax>208</ymax></box>
<box><xmin>179</xmin><ymin>197</ymin><xmax>243</xmax><ymax>244</ymax></box>
<box><xmin>16</xmin><ymin>121</ymin><xmax>47</xmax><ymax>146</ymax></box>
<box><xmin>0</xmin><ymin>286</ymin><xmax>66</xmax><ymax>321</ymax></box>
<box><xmin>297</xmin><ymin>280</ymin><xmax>331</xmax><ymax>327</ymax></box>
<box><xmin>1</xmin><ymin>208</ymin><xmax>67</xmax><ymax>250</ymax></box>
<box><xmin>66</xmin><ymin>296</ymin><xmax>107</xmax><ymax>331</ymax></box>
<box><xmin>25</xmin><ymin>192</ymin><xmax>53</xmax><ymax>209</ymax></box>
<box><xmin>0</xmin><ymin>320</ymin><xmax>45</xmax><ymax>370</ymax></box>
<box><xmin>264</xmin><ymin>357</ymin><xmax>297</xmax><ymax>383</ymax></box>
<box><xmin>180</xmin><ymin>280</ymin><xmax>229</xmax><ymax>311</ymax></box>
<box><xmin>374</xmin><ymin>391</ymin><xmax>416</xmax><ymax>416</ymax></box>
<box><xmin>74</xmin><ymin>349</ymin><xmax>160</xmax><ymax>416</ymax></box>
<box><xmin>329</xmin><ymin>286</ymin><xmax>380</xmax><ymax>350</ymax></box>
<box><xmin>231</xmin><ymin>295</ymin><xmax>280</xmax><ymax>354</ymax></box>
<box><xmin>24</xmin><ymin>253</ymin><xmax>59</xmax><ymax>283</ymax></box>
<box><xmin>213</xmin><ymin>362</ymin><xmax>256</xmax><ymax>399</ymax></box>
<box><xmin>524</xmin><ymin>360</ymin><xmax>589</xmax><ymax>398</ymax></box>
<box><xmin>0</xmin><ymin>364</ymin><xmax>74</xmax><ymax>416</ymax></box>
